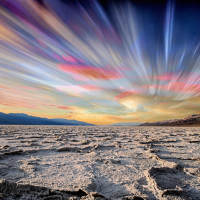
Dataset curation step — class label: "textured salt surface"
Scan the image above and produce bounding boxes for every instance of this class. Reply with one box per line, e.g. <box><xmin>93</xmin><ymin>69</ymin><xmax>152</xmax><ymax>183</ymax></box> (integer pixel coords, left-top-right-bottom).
<box><xmin>0</xmin><ymin>125</ymin><xmax>199</xmax><ymax>200</ymax></box>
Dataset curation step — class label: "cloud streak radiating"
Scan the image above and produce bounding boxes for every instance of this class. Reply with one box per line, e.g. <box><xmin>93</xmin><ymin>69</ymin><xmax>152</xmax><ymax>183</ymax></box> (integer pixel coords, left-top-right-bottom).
<box><xmin>0</xmin><ymin>0</ymin><xmax>200</xmax><ymax>124</ymax></box>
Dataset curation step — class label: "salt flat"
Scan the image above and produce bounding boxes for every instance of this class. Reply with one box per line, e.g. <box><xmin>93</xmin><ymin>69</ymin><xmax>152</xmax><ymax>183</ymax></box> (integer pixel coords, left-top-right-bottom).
<box><xmin>0</xmin><ymin>126</ymin><xmax>199</xmax><ymax>200</ymax></box>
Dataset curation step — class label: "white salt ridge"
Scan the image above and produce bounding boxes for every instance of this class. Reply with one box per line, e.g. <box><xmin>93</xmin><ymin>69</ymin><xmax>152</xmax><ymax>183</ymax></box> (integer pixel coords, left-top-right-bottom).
<box><xmin>0</xmin><ymin>125</ymin><xmax>199</xmax><ymax>200</ymax></box>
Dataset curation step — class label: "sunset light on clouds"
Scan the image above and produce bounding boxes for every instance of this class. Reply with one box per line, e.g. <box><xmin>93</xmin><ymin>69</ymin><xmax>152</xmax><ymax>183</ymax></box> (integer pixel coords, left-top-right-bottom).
<box><xmin>0</xmin><ymin>0</ymin><xmax>200</xmax><ymax>125</ymax></box>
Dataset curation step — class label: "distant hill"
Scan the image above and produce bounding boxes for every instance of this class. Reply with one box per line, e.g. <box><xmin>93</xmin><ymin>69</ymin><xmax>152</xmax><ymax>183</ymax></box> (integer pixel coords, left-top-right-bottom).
<box><xmin>0</xmin><ymin>112</ymin><xmax>94</xmax><ymax>126</ymax></box>
<box><xmin>111</xmin><ymin>122</ymin><xmax>141</xmax><ymax>126</ymax></box>
<box><xmin>140</xmin><ymin>114</ymin><xmax>200</xmax><ymax>126</ymax></box>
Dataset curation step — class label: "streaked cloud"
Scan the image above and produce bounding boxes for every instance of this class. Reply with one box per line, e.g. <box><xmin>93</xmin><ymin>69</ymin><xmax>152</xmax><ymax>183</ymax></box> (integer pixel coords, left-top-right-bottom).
<box><xmin>0</xmin><ymin>0</ymin><xmax>200</xmax><ymax>124</ymax></box>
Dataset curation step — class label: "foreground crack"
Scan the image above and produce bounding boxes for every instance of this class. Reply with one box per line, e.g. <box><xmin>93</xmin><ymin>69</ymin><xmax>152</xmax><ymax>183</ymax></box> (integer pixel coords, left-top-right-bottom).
<box><xmin>0</xmin><ymin>179</ymin><xmax>88</xmax><ymax>199</ymax></box>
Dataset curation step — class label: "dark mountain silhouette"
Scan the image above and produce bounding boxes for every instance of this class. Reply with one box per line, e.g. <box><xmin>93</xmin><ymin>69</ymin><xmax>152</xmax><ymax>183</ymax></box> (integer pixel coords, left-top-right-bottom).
<box><xmin>140</xmin><ymin>114</ymin><xmax>200</xmax><ymax>126</ymax></box>
<box><xmin>0</xmin><ymin>112</ymin><xmax>94</xmax><ymax>126</ymax></box>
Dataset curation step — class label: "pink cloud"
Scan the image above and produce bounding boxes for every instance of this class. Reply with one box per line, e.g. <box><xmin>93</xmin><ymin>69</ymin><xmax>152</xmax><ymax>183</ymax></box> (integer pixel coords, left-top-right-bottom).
<box><xmin>0</xmin><ymin>97</ymin><xmax>37</xmax><ymax>109</ymax></box>
<box><xmin>37</xmin><ymin>39</ymin><xmax>46</xmax><ymax>47</ymax></box>
<box><xmin>153</xmin><ymin>73</ymin><xmax>177</xmax><ymax>81</ymax></box>
<box><xmin>57</xmin><ymin>105</ymin><xmax>70</xmax><ymax>110</ymax></box>
<box><xmin>152</xmin><ymin>72</ymin><xmax>200</xmax><ymax>83</ymax></box>
<box><xmin>50</xmin><ymin>104</ymin><xmax>73</xmax><ymax>110</ymax></box>
<box><xmin>80</xmin><ymin>84</ymin><xmax>101</xmax><ymax>90</ymax></box>
<box><xmin>58</xmin><ymin>64</ymin><xmax>121</xmax><ymax>80</ymax></box>
<box><xmin>168</xmin><ymin>82</ymin><xmax>200</xmax><ymax>92</ymax></box>
<box><xmin>54</xmin><ymin>54</ymin><xmax>62</xmax><ymax>61</ymax></box>
<box><xmin>115</xmin><ymin>90</ymin><xmax>140</xmax><ymax>100</ymax></box>
<box><xmin>62</xmin><ymin>55</ymin><xmax>83</xmax><ymax>63</ymax></box>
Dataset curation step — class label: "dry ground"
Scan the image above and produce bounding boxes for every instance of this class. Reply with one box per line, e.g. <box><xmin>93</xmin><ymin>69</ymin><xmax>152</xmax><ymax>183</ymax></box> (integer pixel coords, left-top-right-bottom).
<box><xmin>0</xmin><ymin>125</ymin><xmax>199</xmax><ymax>200</ymax></box>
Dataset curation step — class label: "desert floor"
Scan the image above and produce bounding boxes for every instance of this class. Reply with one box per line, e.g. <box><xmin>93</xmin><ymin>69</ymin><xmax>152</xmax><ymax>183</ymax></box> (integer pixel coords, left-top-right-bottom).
<box><xmin>0</xmin><ymin>125</ymin><xmax>199</xmax><ymax>200</ymax></box>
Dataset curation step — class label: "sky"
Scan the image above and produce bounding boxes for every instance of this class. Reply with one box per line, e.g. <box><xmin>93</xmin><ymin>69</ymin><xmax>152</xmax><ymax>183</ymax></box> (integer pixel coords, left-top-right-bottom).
<box><xmin>0</xmin><ymin>0</ymin><xmax>200</xmax><ymax>125</ymax></box>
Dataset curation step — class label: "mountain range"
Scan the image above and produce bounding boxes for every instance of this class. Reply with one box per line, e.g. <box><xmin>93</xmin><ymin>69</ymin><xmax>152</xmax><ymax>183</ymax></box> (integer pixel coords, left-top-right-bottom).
<box><xmin>0</xmin><ymin>112</ymin><xmax>94</xmax><ymax>126</ymax></box>
<box><xmin>140</xmin><ymin>114</ymin><xmax>200</xmax><ymax>126</ymax></box>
